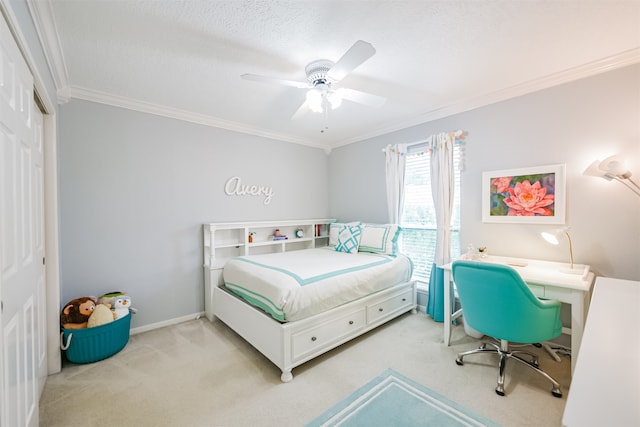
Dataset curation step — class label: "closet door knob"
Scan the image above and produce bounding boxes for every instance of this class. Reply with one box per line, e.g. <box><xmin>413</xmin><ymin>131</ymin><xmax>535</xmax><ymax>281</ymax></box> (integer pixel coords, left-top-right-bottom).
<box><xmin>311</xmin><ymin>336</ymin><xmax>317</xmax><ymax>342</ymax></box>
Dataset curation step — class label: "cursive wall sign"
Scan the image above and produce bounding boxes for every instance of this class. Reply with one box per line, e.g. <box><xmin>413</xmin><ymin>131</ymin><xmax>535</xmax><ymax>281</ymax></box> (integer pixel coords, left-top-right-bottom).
<box><xmin>224</xmin><ymin>176</ymin><xmax>274</xmax><ymax>205</ymax></box>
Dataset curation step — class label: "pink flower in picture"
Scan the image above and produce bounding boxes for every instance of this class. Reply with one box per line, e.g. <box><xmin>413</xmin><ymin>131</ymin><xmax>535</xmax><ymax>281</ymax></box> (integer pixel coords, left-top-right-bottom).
<box><xmin>491</xmin><ymin>176</ymin><xmax>512</xmax><ymax>193</ymax></box>
<box><xmin>503</xmin><ymin>180</ymin><xmax>555</xmax><ymax>216</ymax></box>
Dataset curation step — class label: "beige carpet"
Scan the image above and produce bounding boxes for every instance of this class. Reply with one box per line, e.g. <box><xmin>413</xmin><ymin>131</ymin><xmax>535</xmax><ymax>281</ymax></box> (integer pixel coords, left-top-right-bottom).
<box><xmin>40</xmin><ymin>311</ymin><xmax>571</xmax><ymax>426</ymax></box>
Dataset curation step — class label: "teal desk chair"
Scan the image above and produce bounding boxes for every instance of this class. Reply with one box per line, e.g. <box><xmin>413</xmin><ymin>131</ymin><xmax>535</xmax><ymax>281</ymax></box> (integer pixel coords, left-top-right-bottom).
<box><xmin>451</xmin><ymin>260</ymin><xmax>563</xmax><ymax>398</ymax></box>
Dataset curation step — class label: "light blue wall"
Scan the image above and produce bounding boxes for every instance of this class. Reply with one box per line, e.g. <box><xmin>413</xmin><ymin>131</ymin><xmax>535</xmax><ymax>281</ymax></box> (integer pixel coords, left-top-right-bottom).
<box><xmin>329</xmin><ymin>64</ymin><xmax>640</xmax><ymax>281</ymax></box>
<box><xmin>7</xmin><ymin>0</ymin><xmax>639</xmax><ymax>328</ymax></box>
<box><xmin>328</xmin><ymin>140</ymin><xmax>388</xmax><ymax>224</ymax></box>
<box><xmin>59</xmin><ymin>100</ymin><xmax>329</xmax><ymax>327</ymax></box>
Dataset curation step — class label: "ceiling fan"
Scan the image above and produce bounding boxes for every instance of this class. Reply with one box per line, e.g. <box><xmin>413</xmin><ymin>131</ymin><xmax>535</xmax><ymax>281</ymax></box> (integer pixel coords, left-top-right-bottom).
<box><xmin>241</xmin><ymin>40</ymin><xmax>386</xmax><ymax>120</ymax></box>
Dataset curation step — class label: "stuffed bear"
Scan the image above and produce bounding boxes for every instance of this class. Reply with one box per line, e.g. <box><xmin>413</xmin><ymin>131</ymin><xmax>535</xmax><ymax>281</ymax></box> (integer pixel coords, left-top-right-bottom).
<box><xmin>60</xmin><ymin>296</ymin><xmax>96</xmax><ymax>329</ymax></box>
<box><xmin>87</xmin><ymin>303</ymin><xmax>116</xmax><ymax>328</ymax></box>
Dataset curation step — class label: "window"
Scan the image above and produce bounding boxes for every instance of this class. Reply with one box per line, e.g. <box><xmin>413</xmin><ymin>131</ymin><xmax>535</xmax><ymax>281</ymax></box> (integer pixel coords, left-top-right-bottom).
<box><xmin>400</xmin><ymin>146</ymin><xmax>461</xmax><ymax>282</ymax></box>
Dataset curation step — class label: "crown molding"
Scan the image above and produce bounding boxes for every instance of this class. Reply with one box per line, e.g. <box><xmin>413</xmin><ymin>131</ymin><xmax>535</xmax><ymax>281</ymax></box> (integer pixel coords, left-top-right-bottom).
<box><xmin>0</xmin><ymin>0</ymin><xmax>57</xmax><ymax>113</ymax></box>
<box><xmin>331</xmin><ymin>48</ymin><xmax>640</xmax><ymax>149</ymax></box>
<box><xmin>26</xmin><ymin>0</ymin><xmax>70</xmax><ymax>103</ymax></box>
<box><xmin>61</xmin><ymin>47</ymin><xmax>639</xmax><ymax>152</ymax></box>
<box><xmin>68</xmin><ymin>86</ymin><xmax>328</xmax><ymax>150</ymax></box>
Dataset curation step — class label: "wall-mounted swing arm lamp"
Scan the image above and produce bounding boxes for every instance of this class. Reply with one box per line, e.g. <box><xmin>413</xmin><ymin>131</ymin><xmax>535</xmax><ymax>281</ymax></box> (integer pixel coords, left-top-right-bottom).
<box><xmin>584</xmin><ymin>155</ymin><xmax>640</xmax><ymax>197</ymax></box>
<box><xmin>541</xmin><ymin>227</ymin><xmax>581</xmax><ymax>274</ymax></box>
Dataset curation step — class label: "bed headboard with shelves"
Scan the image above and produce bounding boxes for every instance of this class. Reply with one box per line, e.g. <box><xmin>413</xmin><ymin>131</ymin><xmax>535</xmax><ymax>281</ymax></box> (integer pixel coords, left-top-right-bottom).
<box><xmin>202</xmin><ymin>219</ymin><xmax>335</xmax><ymax>320</ymax></box>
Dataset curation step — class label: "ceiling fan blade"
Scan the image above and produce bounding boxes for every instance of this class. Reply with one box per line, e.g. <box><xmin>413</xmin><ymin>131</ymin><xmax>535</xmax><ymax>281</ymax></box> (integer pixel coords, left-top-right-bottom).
<box><xmin>327</xmin><ymin>40</ymin><xmax>376</xmax><ymax>82</ymax></box>
<box><xmin>338</xmin><ymin>88</ymin><xmax>386</xmax><ymax>108</ymax></box>
<box><xmin>290</xmin><ymin>99</ymin><xmax>310</xmax><ymax>120</ymax></box>
<box><xmin>241</xmin><ymin>73</ymin><xmax>310</xmax><ymax>89</ymax></box>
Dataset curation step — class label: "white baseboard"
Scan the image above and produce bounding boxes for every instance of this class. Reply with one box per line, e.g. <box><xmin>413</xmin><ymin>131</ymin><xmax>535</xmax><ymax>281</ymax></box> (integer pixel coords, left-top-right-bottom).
<box><xmin>130</xmin><ymin>312</ymin><xmax>205</xmax><ymax>335</ymax></box>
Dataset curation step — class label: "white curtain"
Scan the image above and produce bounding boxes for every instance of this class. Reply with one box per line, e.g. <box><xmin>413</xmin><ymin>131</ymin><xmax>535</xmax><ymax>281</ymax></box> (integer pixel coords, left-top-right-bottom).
<box><xmin>383</xmin><ymin>144</ymin><xmax>407</xmax><ymax>224</ymax></box>
<box><xmin>426</xmin><ymin>133</ymin><xmax>455</xmax><ymax>321</ymax></box>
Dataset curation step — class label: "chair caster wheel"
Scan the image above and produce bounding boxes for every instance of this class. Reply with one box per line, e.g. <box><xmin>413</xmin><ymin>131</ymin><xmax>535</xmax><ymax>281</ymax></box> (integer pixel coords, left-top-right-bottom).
<box><xmin>455</xmin><ymin>358</ymin><xmax>464</xmax><ymax>366</ymax></box>
<box><xmin>551</xmin><ymin>389</ymin><xmax>562</xmax><ymax>398</ymax></box>
<box><xmin>495</xmin><ymin>387</ymin><xmax>505</xmax><ymax>397</ymax></box>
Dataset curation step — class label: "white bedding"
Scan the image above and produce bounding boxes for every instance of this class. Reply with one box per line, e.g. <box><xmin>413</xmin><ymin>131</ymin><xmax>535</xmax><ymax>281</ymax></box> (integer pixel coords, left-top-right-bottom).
<box><xmin>223</xmin><ymin>248</ymin><xmax>413</xmax><ymax>322</ymax></box>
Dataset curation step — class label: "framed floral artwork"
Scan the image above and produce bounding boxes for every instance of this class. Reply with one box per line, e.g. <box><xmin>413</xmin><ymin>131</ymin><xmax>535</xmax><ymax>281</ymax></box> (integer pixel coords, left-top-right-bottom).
<box><xmin>482</xmin><ymin>164</ymin><xmax>566</xmax><ymax>224</ymax></box>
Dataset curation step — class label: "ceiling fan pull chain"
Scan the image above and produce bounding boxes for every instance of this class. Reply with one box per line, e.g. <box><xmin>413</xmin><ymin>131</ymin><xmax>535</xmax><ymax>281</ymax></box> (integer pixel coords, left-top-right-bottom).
<box><xmin>321</xmin><ymin>104</ymin><xmax>329</xmax><ymax>133</ymax></box>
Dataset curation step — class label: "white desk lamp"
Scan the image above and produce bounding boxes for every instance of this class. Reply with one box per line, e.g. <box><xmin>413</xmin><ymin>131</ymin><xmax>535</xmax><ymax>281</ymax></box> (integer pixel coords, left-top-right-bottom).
<box><xmin>584</xmin><ymin>155</ymin><xmax>640</xmax><ymax>197</ymax></box>
<box><xmin>541</xmin><ymin>227</ymin><xmax>583</xmax><ymax>275</ymax></box>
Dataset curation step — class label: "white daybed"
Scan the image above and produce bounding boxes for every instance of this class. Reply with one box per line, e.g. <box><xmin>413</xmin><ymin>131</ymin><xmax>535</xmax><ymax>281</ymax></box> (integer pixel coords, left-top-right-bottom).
<box><xmin>203</xmin><ymin>220</ymin><xmax>416</xmax><ymax>382</ymax></box>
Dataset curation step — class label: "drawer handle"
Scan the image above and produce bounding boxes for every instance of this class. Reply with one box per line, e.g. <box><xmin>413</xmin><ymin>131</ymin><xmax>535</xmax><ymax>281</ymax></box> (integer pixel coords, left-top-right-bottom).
<box><xmin>349</xmin><ymin>320</ymin><xmax>354</xmax><ymax>325</ymax></box>
<box><xmin>311</xmin><ymin>336</ymin><xmax>317</xmax><ymax>342</ymax></box>
<box><xmin>378</xmin><ymin>308</ymin><xmax>383</xmax><ymax>312</ymax></box>
<box><xmin>402</xmin><ymin>298</ymin><xmax>406</xmax><ymax>302</ymax></box>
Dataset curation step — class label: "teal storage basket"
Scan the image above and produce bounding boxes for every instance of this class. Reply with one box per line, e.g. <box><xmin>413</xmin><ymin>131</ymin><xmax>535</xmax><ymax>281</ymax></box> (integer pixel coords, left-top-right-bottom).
<box><xmin>61</xmin><ymin>314</ymin><xmax>131</xmax><ymax>364</ymax></box>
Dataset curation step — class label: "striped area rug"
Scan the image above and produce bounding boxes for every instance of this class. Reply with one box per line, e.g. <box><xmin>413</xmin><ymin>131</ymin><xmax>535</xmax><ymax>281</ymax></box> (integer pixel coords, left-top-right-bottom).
<box><xmin>306</xmin><ymin>369</ymin><xmax>500</xmax><ymax>427</ymax></box>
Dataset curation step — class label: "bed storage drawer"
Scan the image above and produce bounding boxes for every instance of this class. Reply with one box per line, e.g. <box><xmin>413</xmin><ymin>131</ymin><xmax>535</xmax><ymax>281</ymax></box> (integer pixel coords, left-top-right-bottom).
<box><xmin>291</xmin><ymin>309</ymin><xmax>366</xmax><ymax>361</ymax></box>
<box><xmin>366</xmin><ymin>288</ymin><xmax>414</xmax><ymax>325</ymax></box>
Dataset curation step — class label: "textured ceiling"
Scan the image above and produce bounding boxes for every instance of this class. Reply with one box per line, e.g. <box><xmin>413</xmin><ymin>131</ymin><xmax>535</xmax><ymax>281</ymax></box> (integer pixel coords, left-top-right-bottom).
<box><xmin>35</xmin><ymin>0</ymin><xmax>640</xmax><ymax>149</ymax></box>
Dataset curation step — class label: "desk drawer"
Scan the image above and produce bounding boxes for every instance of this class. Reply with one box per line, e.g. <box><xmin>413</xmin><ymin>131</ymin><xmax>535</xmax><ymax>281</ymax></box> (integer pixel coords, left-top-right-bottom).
<box><xmin>528</xmin><ymin>283</ymin><xmax>571</xmax><ymax>302</ymax></box>
<box><xmin>528</xmin><ymin>283</ymin><xmax>545</xmax><ymax>298</ymax></box>
<box><xmin>544</xmin><ymin>287</ymin><xmax>571</xmax><ymax>301</ymax></box>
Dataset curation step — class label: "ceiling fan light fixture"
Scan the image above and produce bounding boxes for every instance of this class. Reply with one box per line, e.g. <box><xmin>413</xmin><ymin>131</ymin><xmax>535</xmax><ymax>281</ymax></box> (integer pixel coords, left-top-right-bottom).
<box><xmin>327</xmin><ymin>90</ymin><xmax>342</xmax><ymax>110</ymax></box>
<box><xmin>306</xmin><ymin>82</ymin><xmax>343</xmax><ymax>113</ymax></box>
<box><xmin>306</xmin><ymin>88</ymin><xmax>324</xmax><ymax>113</ymax></box>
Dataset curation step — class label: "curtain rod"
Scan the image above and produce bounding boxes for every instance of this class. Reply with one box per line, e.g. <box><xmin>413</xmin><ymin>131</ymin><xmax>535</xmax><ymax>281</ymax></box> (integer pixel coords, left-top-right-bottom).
<box><xmin>382</xmin><ymin>130</ymin><xmax>467</xmax><ymax>154</ymax></box>
<box><xmin>406</xmin><ymin>130</ymin><xmax>466</xmax><ymax>147</ymax></box>
<box><xmin>405</xmin><ymin>130</ymin><xmax>466</xmax><ymax>154</ymax></box>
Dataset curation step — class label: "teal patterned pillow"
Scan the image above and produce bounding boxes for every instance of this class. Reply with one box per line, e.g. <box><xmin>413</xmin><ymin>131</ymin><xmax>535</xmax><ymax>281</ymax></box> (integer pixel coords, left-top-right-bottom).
<box><xmin>335</xmin><ymin>224</ymin><xmax>363</xmax><ymax>254</ymax></box>
<box><xmin>329</xmin><ymin>221</ymin><xmax>361</xmax><ymax>247</ymax></box>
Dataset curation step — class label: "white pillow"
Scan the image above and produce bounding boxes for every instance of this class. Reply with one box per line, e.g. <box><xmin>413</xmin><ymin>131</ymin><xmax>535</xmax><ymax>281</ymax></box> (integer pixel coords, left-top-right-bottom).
<box><xmin>329</xmin><ymin>221</ymin><xmax>360</xmax><ymax>247</ymax></box>
<box><xmin>358</xmin><ymin>224</ymin><xmax>400</xmax><ymax>255</ymax></box>
<box><xmin>335</xmin><ymin>224</ymin><xmax>363</xmax><ymax>254</ymax></box>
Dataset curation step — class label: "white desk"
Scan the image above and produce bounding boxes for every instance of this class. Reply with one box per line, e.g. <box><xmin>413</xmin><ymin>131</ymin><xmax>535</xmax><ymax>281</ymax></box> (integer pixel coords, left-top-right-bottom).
<box><xmin>562</xmin><ymin>277</ymin><xmax>640</xmax><ymax>427</ymax></box>
<box><xmin>441</xmin><ymin>255</ymin><xmax>595</xmax><ymax>375</ymax></box>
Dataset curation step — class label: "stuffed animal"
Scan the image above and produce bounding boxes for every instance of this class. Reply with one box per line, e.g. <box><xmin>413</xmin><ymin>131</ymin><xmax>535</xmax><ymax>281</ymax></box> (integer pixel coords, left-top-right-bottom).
<box><xmin>98</xmin><ymin>291</ymin><xmax>126</xmax><ymax>307</ymax></box>
<box><xmin>60</xmin><ymin>297</ymin><xmax>96</xmax><ymax>329</ymax></box>
<box><xmin>112</xmin><ymin>295</ymin><xmax>131</xmax><ymax>319</ymax></box>
<box><xmin>87</xmin><ymin>303</ymin><xmax>116</xmax><ymax>328</ymax></box>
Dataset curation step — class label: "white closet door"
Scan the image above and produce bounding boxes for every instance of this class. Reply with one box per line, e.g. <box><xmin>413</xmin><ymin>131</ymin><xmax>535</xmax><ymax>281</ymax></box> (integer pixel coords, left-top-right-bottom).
<box><xmin>1</xmin><ymin>13</ymin><xmax>46</xmax><ymax>427</ymax></box>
